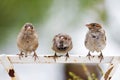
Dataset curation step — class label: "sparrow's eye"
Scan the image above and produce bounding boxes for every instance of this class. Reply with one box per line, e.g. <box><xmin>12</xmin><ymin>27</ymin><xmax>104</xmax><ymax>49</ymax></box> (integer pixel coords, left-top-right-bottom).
<box><xmin>64</xmin><ymin>37</ymin><xmax>67</xmax><ymax>40</ymax></box>
<box><xmin>25</xmin><ymin>25</ymin><xmax>28</xmax><ymax>29</ymax></box>
<box><xmin>30</xmin><ymin>25</ymin><xmax>33</xmax><ymax>29</ymax></box>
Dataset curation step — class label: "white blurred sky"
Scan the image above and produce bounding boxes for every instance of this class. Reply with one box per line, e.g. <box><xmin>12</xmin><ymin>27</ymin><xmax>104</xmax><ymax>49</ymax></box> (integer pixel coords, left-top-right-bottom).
<box><xmin>0</xmin><ymin>0</ymin><xmax>120</xmax><ymax>80</ymax></box>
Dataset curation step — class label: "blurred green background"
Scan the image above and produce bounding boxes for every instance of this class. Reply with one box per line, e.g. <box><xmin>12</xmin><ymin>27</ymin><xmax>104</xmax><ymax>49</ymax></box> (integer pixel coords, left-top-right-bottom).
<box><xmin>0</xmin><ymin>0</ymin><xmax>53</xmax><ymax>45</ymax></box>
<box><xmin>0</xmin><ymin>0</ymin><xmax>107</xmax><ymax>46</ymax></box>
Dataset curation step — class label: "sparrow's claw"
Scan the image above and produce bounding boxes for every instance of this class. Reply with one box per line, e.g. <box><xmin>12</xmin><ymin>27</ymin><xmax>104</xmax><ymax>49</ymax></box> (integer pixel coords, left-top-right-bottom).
<box><xmin>25</xmin><ymin>53</ymin><xmax>28</xmax><ymax>57</ymax></box>
<box><xmin>17</xmin><ymin>52</ymin><xmax>24</xmax><ymax>60</ymax></box>
<box><xmin>98</xmin><ymin>52</ymin><xmax>104</xmax><ymax>62</ymax></box>
<box><xmin>65</xmin><ymin>52</ymin><xmax>69</xmax><ymax>61</ymax></box>
<box><xmin>87</xmin><ymin>51</ymin><xmax>91</xmax><ymax>60</ymax></box>
<box><xmin>33</xmin><ymin>52</ymin><xmax>38</xmax><ymax>61</ymax></box>
<box><xmin>53</xmin><ymin>53</ymin><xmax>58</xmax><ymax>62</ymax></box>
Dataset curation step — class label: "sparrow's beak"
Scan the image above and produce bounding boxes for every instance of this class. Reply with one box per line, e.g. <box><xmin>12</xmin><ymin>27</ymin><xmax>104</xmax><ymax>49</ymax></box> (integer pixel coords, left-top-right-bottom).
<box><xmin>27</xmin><ymin>26</ymin><xmax>31</xmax><ymax>30</ymax></box>
<box><xmin>86</xmin><ymin>24</ymin><xmax>91</xmax><ymax>28</ymax></box>
<box><xmin>86</xmin><ymin>24</ymin><xmax>90</xmax><ymax>27</ymax></box>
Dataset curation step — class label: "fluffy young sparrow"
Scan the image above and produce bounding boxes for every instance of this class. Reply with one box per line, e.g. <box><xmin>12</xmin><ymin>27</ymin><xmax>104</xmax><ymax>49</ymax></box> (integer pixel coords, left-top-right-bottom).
<box><xmin>17</xmin><ymin>23</ymin><xmax>39</xmax><ymax>60</ymax></box>
<box><xmin>85</xmin><ymin>23</ymin><xmax>106</xmax><ymax>62</ymax></box>
<box><xmin>52</xmin><ymin>33</ymin><xmax>73</xmax><ymax>61</ymax></box>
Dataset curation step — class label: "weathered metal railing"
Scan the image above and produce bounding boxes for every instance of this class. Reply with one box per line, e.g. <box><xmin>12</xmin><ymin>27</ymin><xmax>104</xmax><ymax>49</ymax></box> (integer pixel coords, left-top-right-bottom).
<box><xmin>0</xmin><ymin>54</ymin><xmax>120</xmax><ymax>80</ymax></box>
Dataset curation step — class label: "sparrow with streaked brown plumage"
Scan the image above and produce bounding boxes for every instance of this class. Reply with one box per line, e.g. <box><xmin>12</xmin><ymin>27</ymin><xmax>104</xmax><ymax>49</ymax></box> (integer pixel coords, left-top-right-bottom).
<box><xmin>17</xmin><ymin>23</ymin><xmax>39</xmax><ymax>60</ymax></box>
<box><xmin>52</xmin><ymin>33</ymin><xmax>73</xmax><ymax>61</ymax></box>
<box><xmin>85</xmin><ymin>23</ymin><xmax>106</xmax><ymax>62</ymax></box>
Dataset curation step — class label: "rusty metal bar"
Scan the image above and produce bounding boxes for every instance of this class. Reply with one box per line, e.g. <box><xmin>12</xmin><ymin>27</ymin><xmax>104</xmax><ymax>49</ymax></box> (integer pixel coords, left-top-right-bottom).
<box><xmin>0</xmin><ymin>54</ymin><xmax>120</xmax><ymax>80</ymax></box>
<box><xmin>0</xmin><ymin>54</ymin><xmax>20</xmax><ymax>80</ymax></box>
<box><xmin>0</xmin><ymin>55</ymin><xmax>119</xmax><ymax>64</ymax></box>
<box><xmin>100</xmin><ymin>57</ymin><xmax>120</xmax><ymax>80</ymax></box>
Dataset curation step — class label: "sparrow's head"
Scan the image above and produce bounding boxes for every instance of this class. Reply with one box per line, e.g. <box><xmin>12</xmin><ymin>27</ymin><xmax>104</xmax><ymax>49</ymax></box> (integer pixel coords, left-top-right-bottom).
<box><xmin>53</xmin><ymin>33</ymin><xmax>72</xmax><ymax>51</ymax></box>
<box><xmin>22</xmin><ymin>23</ymin><xmax>35</xmax><ymax>34</ymax></box>
<box><xmin>86</xmin><ymin>23</ymin><xmax>102</xmax><ymax>31</ymax></box>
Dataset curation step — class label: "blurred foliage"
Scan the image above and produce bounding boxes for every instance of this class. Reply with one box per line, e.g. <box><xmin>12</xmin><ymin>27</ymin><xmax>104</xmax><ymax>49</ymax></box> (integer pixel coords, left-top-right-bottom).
<box><xmin>65</xmin><ymin>64</ymin><xmax>102</xmax><ymax>80</ymax></box>
<box><xmin>0</xmin><ymin>0</ymin><xmax>53</xmax><ymax>45</ymax></box>
<box><xmin>68</xmin><ymin>72</ymin><xmax>98</xmax><ymax>80</ymax></box>
<box><xmin>79</xmin><ymin>0</ymin><xmax>107</xmax><ymax>23</ymax></box>
<box><xmin>97</xmin><ymin>8</ymin><xmax>107</xmax><ymax>23</ymax></box>
<box><xmin>0</xmin><ymin>0</ymin><xmax>53</xmax><ymax>26</ymax></box>
<box><xmin>79</xmin><ymin>0</ymin><xmax>102</xmax><ymax>10</ymax></box>
<box><xmin>0</xmin><ymin>0</ymin><xmax>107</xmax><ymax>45</ymax></box>
<box><xmin>68</xmin><ymin>72</ymin><xmax>83</xmax><ymax>80</ymax></box>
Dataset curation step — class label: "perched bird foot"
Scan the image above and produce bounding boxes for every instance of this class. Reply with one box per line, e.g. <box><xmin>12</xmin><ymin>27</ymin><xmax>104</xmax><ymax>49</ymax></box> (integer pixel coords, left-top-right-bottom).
<box><xmin>17</xmin><ymin>52</ymin><xmax>24</xmax><ymax>60</ymax></box>
<box><xmin>25</xmin><ymin>54</ymin><xmax>27</xmax><ymax>57</ymax></box>
<box><xmin>65</xmin><ymin>53</ymin><xmax>69</xmax><ymax>61</ymax></box>
<box><xmin>86</xmin><ymin>52</ymin><xmax>91</xmax><ymax>60</ymax></box>
<box><xmin>98</xmin><ymin>52</ymin><xmax>104</xmax><ymax>62</ymax></box>
<box><xmin>53</xmin><ymin>53</ymin><xmax>58</xmax><ymax>62</ymax></box>
<box><xmin>33</xmin><ymin>52</ymin><xmax>38</xmax><ymax>61</ymax></box>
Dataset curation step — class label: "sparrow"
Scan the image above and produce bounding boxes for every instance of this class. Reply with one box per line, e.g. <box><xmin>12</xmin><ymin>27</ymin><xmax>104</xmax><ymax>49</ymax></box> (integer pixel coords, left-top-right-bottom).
<box><xmin>17</xmin><ymin>23</ymin><xmax>39</xmax><ymax>60</ymax></box>
<box><xmin>84</xmin><ymin>23</ymin><xmax>106</xmax><ymax>62</ymax></box>
<box><xmin>52</xmin><ymin>33</ymin><xmax>73</xmax><ymax>61</ymax></box>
